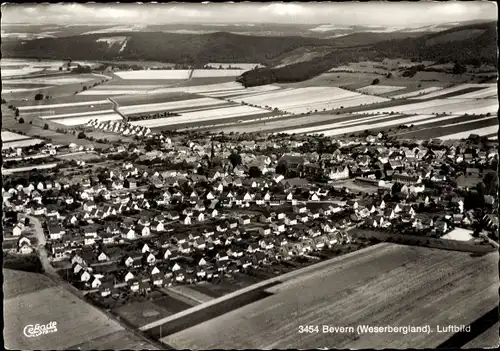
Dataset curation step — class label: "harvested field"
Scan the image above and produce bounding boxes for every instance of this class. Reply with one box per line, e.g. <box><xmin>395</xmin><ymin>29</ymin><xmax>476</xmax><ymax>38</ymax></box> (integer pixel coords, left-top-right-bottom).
<box><xmin>1</xmin><ymin>67</ymin><xmax>44</xmax><ymax>77</ymax></box>
<box><xmin>164</xmin><ymin>244</ymin><xmax>498</xmax><ymax>349</ymax></box>
<box><xmin>357</xmin><ymin>85</ymin><xmax>406</xmax><ymax>95</ymax></box>
<box><xmin>391</xmin><ymin>87</ymin><xmax>444</xmax><ymax>99</ymax></box>
<box><xmin>151</xmin><ymin>81</ymin><xmax>244</xmax><ymax>95</ymax></box>
<box><xmin>40</xmin><ymin>109</ymin><xmax>116</xmax><ymax>120</ymax></box>
<box><xmin>5</xmin><ymin>75</ymin><xmax>97</xmax><ymax>85</ymax></box>
<box><xmin>3</xmin><ymin>269</ymin><xmax>158</xmax><ymax>350</ymax></box>
<box><xmin>115</xmin><ymin>70</ymin><xmax>191</xmax><ymax>80</ymax></box>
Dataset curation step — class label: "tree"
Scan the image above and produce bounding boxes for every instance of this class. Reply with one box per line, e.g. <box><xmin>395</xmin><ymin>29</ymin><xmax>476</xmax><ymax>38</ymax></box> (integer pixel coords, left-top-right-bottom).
<box><xmin>228</xmin><ymin>153</ymin><xmax>242</xmax><ymax>168</ymax></box>
<box><xmin>43</xmin><ymin>123</ymin><xmax>49</xmax><ymax>130</ymax></box>
<box><xmin>34</xmin><ymin>93</ymin><xmax>44</xmax><ymax>100</ymax></box>
<box><xmin>372</xmin><ymin>78</ymin><xmax>380</xmax><ymax>85</ymax></box>
<box><xmin>77</xmin><ymin>131</ymin><xmax>86</xmax><ymax>139</ymax></box>
<box><xmin>15</xmin><ymin>109</ymin><xmax>19</xmax><ymax>117</ymax></box>
<box><xmin>452</xmin><ymin>62</ymin><xmax>467</xmax><ymax>75</ymax></box>
<box><xmin>18</xmin><ymin>117</ymin><xmax>24</xmax><ymax>124</ymax></box>
<box><xmin>483</xmin><ymin>171</ymin><xmax>498</xmax><ymax>195</ymax></box>
<box><xmin>1</xmin><ymin>98</ymin><xmax>6</xmax><ymax>104</ymax></box>
<box><xmin>248</xmin><ymin>166</ymin><xmax>262</xmax><ymax>178</ymax></box>
<box><xmin>386</xmin><ymin>72</ymin><xmax>393</xmax><ymax>78</ymax></box>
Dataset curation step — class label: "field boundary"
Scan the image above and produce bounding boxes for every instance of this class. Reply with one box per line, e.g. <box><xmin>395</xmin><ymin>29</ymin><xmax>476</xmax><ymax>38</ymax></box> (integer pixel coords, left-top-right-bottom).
<box><xmin>352</xmin><ymin>229</ymin><xmax>496</xmax><ymax>253</ymax></box>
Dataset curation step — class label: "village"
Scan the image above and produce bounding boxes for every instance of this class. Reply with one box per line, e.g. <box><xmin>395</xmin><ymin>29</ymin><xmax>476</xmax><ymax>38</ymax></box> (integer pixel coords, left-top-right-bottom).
<box><xmin>2</xmin><ymin>123</ymin><xmax>499</xmax><ymax>315</ymax></box>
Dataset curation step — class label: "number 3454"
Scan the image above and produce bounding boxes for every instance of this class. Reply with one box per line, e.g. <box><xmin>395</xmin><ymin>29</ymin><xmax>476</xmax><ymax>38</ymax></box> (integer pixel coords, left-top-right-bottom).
<box><xmin>298</xmin><ymin>325</ymin><xmax>320</xmax><ymax>333</ymax></box>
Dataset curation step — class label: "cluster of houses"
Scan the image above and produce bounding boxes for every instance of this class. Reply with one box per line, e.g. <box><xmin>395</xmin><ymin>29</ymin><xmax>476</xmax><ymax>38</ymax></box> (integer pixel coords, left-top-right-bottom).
<box><xmin>2</xmin><ymin>130</ymin><xmax>498</xmax><ymax>297</ymax></box>
<box><xmin>86</xmin><ymin>119</ymin><xmax>151</xmax><ymax>138</ymax></box>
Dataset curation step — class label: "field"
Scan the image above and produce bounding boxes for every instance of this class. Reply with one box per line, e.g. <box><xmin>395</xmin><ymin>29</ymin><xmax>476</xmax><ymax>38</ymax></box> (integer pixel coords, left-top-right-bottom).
<box><xmin>1</xmin><ymin>131</ymin><xmax>31</xmax><ymax>142</ymax></box>
<box><xmin>227</xmin><ymin>86</ymin><xmax>390</xmax><ymax>114</ymax></box>
<box><xmin>411</xmin><ymin>84</ymin><xmax>496</xmax><ymax>100</ymax></box>
<box><xmin>113</xmin><ymin>299</ymin><xmax>177</xmax><ymax>328</ymax></box>
<box><xmin>205</xmin><ymin>63</ymin><xmax>264</xmax><ymax>70</ymax></box>
<box><xmin>191</xmin><ymin>69</ymin><xmax>247</xmax><ymax>78</ymax></box>
<box><xmin>130</xmin><ymin>105</ymin><xmax>272</xmax><ymax>128</ymax></box>
<box><xmin>3</xmin><ymin>269</ymin><xmax>158</xmax><ymax>350</ymax></box>
<box><xmin>164</xmin><ymin>244</ymin><xmax>498</xmax><ymax>349</ymax></box>
<box><xmin>391</xmin><ymin>87</ymin><xmax>444</xmax><ymax>99</ymax></box>
<box><xmin>115</xmin><ymin>70</ymin><xmax>191</xmax><ymax>80</ymax></box>
<box><xmin>2</xmin><ymin>138</ymin><xmax>45</xmax><ymax>150</ymax></box>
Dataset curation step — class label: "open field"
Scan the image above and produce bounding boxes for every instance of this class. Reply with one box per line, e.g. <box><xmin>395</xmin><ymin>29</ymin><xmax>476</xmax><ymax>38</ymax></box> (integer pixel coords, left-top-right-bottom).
<box><xmin>228</xmin><ymin>86</ymin><xmax>390</xmax><ymax>114</ymax></box>
<box><xmin>191</xmin><ymin>69</ymin><xmax>247</xmax><ymax>78</ymax></box>
<box><xmin>50</xmin><ymin>112</ymin><xmax>123</xmax><ymax>126</ymax></box>
<box><xmin>115</xmin><ymin>70</ymin><xmax>191</xmax><ymax>80</ymax></box>
<box><xmin>1</xmin><ymin>131</ymin><xmax>31</xmax><ymax>142</ymax></box>
<box><xmin>113</xmin><ymin>299</ymin><xmax>175</xmax><ymax>328</ymax></box>
<box><xmin>17</xmin><ymin>99</ymin><xmax>111</xmax><ymax>111</ymax></box>
<box><xmin>205</xmin><ymin>63</ymin><xmax>264</xmax><ymax>70</ymax></box>
<box><xmin>3</xmin><ymin>269</ymin><xmax>158</xmax><ymax>350</ymax></box>
<box><xmin>411</xmin><ymin>83</ymin><xmax>495</xmax><ymax>100</ymax></box>
<box><xmin>2</xmin><ymin>163</ymin><xmax>58</xmax><ymax>175</ymax></box>
<box><xmin>68</xmin><ymin>330</ymin><xmax>160</xmax><ymax>350</ymax></box>
<box><xmin>118</xmin><ymin>97</ymin><xmax>228</xmax><ymax>115</ymax></box>
<box><xmin>130</xmin><ymin>105</ymin><xmax>271</xmax><ymax>128</ymax></box>
<box><xmin>391</xmin><ymin>87</ymin><xmax>444</xmax><ymax>99</ymax></box>
<box><xmin>2</xmin><ymin>138</ymin><xmax>45</xmax><ymax>150</ymax></box>
<box><xmin>5</xmin><ymin>74</ymin><xmax>98</xmax><ymax>86</ymax></box>
<box><xmin>353</xmin><ymin>97</ymin><xmax>498</xmax><ymax>115</ymax></box>
<box><xmin>164</xmin><ymin>244</ymin><xmax>498</xmax><ymax>349</ymax></box>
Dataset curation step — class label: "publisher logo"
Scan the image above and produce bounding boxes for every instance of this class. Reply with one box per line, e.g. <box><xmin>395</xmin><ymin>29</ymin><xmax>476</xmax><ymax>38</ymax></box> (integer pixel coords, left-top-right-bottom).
<box><xmin>23</xmin><ymin>322</ymin><xmax>58</xmax><ymax>338</ymax></box>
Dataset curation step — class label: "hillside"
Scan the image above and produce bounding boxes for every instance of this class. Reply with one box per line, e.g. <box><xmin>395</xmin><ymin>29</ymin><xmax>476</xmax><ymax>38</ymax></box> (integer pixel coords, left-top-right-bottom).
<box><xmin>2</xmin><ymin>30</ymin><xmax>430</xmax><ymax>66</ymax></box>
<box><xmin>238</xmin><ymin>22</ymin><xmax>497</xmax><ymax>87</ymax></box>
<box><xmin>1</xmin><ymin>31</ymin><xmax>332</xmax><ymax>65</ymax></box>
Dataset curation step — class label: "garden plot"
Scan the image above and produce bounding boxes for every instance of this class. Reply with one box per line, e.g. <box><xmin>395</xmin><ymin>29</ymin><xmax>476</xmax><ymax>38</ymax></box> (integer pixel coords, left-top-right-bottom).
<box><xmin>130</xmin><ymin>105</ymin><xmax>270</xmax><ymax>128</ymax></box>
<box><xmin>356</xmin><ymin>98</ymin><xmax>499</xmax><ymax>115</ymax></box>
<box><xmin>17</xmin><ymin>100</ymin><xmax>110</xmax><ymax>111</ymax></box>
<box><xmin>51</xmin><ymin>112</ymin><xmax>123</xmax><ymax>126</ymax></box>
<box><xmin>115</xmin><ymin>70</ymin><xmax>191</xmax><ymax>80</ymax></box>
<box><xmin>357</xmin><ymin>85</ymin><xmax>406</xmax><ymax>95</ymax></box>
<box><xmin>191</xmin><ymin>69</ymin><xmax>247</xmax><ymax>78</ymax></box>
<box><xmin>118</xmin><ymin>97</ymin><xmax>228</xmax><ymax>115</ymax></box>
<box><xmin>2</xmin><ymin>138</ymin><xmax>45</xmax><ymax>150</ymax></box>
<box><xmin>1</xmin><ymin>131</ymin><xmax>31</xmax><ymax>142</ymax></box>
<box><xmin>412</xmin><ymin>84</ymin><xmax>494</xmax><ymax>100</ymax></box>
<box><xmin>439</xmin><ymin>125</ymin><xmax>499</xmax><ymax>140</ymax></box>
<box><xmin>391</xmin><ymin>87</ymin><xmax>444</xmax><ymax>99</ymax></box>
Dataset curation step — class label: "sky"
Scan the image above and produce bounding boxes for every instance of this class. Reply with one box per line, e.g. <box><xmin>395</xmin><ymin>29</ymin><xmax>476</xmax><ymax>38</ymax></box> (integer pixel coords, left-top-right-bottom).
<box><xmin>1</xmin><ymin>2</ymin><xmax>497</xmax><ymax>27</ymax></box>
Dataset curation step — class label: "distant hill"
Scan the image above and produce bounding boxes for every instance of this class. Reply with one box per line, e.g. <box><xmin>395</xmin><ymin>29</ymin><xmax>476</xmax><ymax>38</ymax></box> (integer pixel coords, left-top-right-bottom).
<box><xmin>1</xmin><ymin>31</ymin><xmax>332</xmax><ymax>65</ymax></box>
<box><xmin>238</xmin><ymin>22</ymin><xmax>497</xmax><ymax>87</ymax></box>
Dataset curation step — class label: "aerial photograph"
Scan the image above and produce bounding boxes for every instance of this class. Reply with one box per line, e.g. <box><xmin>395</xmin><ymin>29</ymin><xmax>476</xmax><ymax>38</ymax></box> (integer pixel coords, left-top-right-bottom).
<box><xmin>1</xmin><ymin>2</ymin><xmax>498</xmax><ymax>350</ymax></box>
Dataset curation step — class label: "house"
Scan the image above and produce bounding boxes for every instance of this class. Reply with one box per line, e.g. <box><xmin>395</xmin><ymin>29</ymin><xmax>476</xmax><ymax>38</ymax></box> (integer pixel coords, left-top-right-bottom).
<box><xmin>142</xmin><ymin>252</ymin><xmax>156</xmax><ymax>266</ymax></box>
<box><xmin>12</xmin><ymin>223</ymin><xmax>23</xmax><ymax>237</ymax></box>
<box><xmin>239</xmin><ymin>216</ymin><xmax>251</xmax><ymax>226</ymax></box>
<box><xmin>48</xmin><ymin>225</ymin><xmax>65</xmax><ymax>240</ymax></box>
